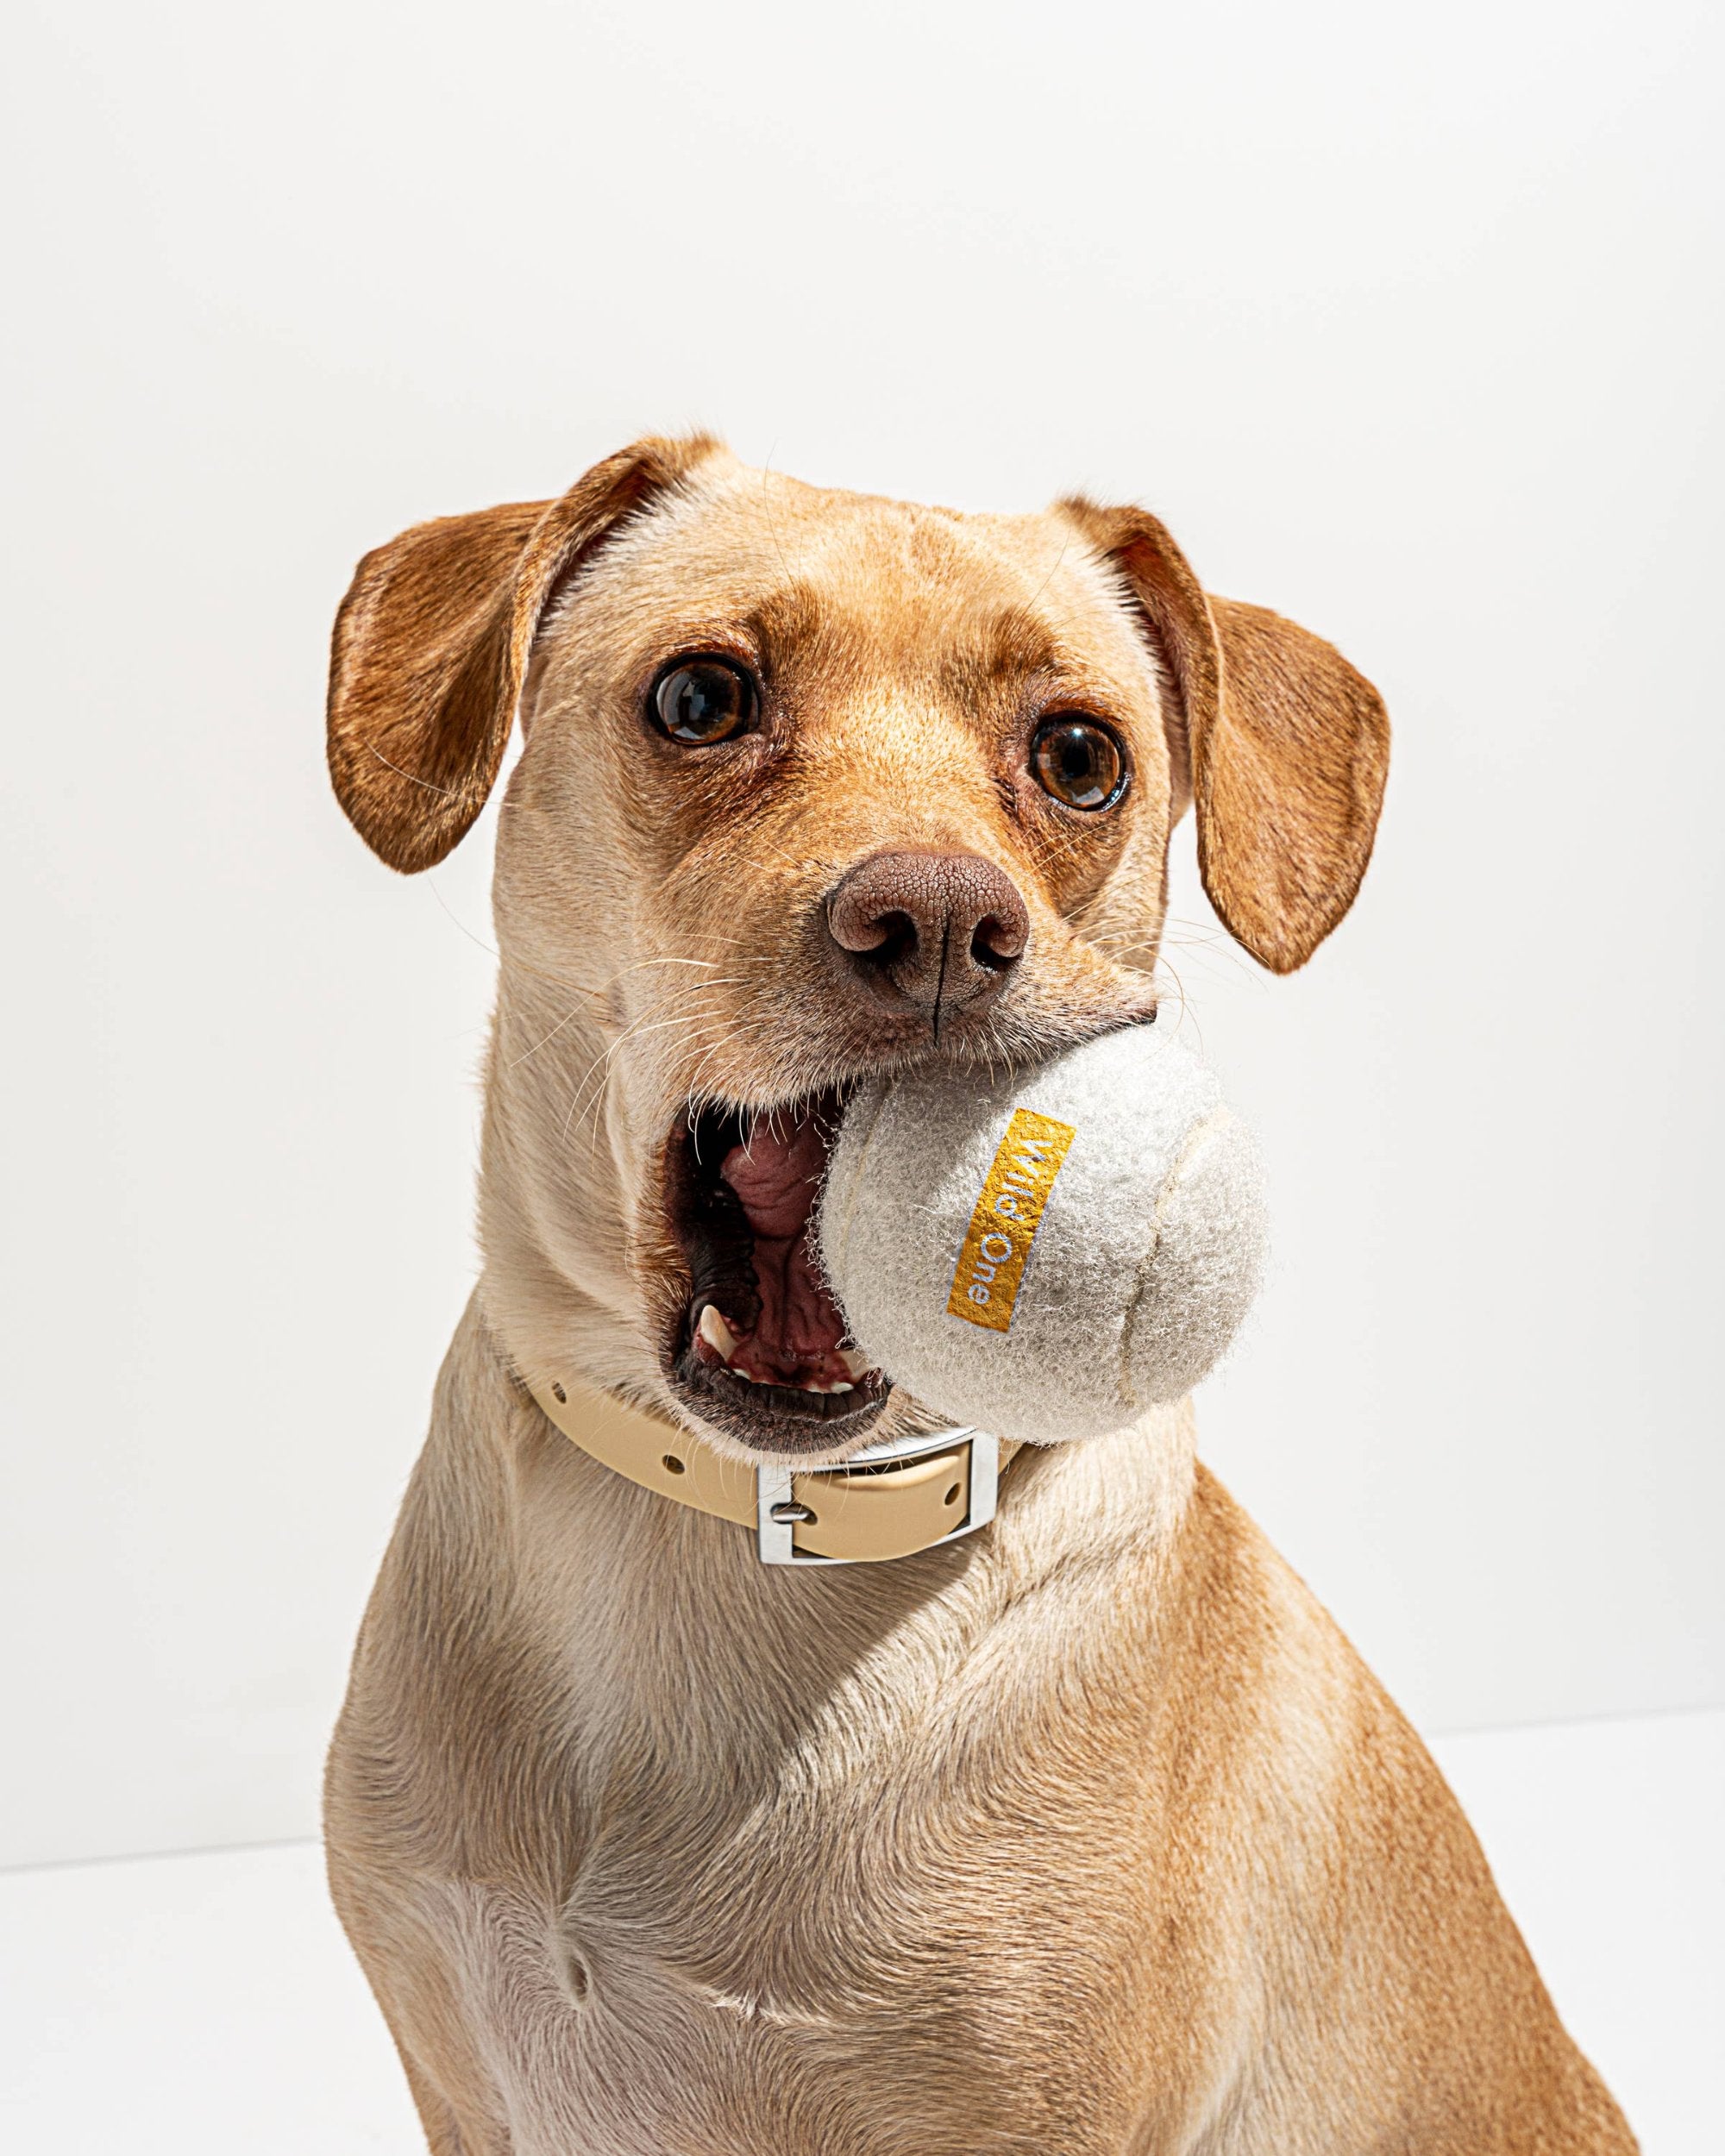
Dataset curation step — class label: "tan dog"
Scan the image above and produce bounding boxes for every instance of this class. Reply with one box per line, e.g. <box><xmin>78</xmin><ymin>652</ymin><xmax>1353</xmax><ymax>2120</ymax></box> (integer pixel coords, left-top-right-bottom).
<box><xmin>323</xmin><ymin>437</ymin><xmax>1635</xmax><ymax>2154</ymax></box>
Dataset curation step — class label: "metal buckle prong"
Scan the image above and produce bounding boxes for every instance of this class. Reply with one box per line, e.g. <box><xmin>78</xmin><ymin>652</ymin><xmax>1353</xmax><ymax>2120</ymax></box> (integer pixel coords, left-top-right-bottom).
<box><xmin>756</xmin><ymin>1426</ymin><xmax>1000</xmax><ymax>1566</ymax></box>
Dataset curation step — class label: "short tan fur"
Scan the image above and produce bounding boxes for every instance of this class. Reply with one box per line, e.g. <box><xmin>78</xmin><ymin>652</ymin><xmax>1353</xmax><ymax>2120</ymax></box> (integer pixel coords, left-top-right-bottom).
<box><xmin>324</xmin><ymin>440</ymin><xmax>1632</xmax><ymax>2154</ymax></box>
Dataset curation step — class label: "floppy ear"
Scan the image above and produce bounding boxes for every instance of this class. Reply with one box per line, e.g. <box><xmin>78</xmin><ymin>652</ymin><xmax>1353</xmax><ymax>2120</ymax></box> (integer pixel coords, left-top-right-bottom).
<box><xmin>327</xmin><ymin>434</ymin><xmax>721</xmax><ymax>872</ymax></box>
<box><xmin>1059</xmin><ymin>498</ymin><xmax>1389</xmax><ymax>974</ymax></box>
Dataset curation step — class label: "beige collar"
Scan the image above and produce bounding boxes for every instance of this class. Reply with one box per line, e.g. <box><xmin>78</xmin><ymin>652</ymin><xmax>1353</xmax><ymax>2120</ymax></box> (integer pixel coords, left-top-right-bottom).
<box><xmin>527</xmin><ymin>1372</ymin><xmax>1019</xmax><ymax>1565</ymax></box>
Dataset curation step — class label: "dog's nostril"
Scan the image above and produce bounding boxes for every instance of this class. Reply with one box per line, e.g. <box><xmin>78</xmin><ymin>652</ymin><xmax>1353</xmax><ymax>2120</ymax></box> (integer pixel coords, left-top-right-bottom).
<box><xmin>867</xmin><ymin>909</ymin><xmax>919</xmax><ymax>964</ymax></box>
<box><xmin>972</xmin><ymin>912</ymin><xmax>1025</xmax><ymax>971</ymax></box>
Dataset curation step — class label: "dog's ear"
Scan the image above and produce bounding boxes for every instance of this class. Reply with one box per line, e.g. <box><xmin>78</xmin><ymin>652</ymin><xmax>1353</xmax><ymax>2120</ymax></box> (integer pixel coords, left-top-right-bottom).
<box><xmin>1059</xmin><ymin>498</ymin><xmax>1389</xmax><ymax>974</ymax></box>
<box><xmin>327</xmin><ymin>434</ymin><xmax>721</xmax><ymax>872</ymax></box>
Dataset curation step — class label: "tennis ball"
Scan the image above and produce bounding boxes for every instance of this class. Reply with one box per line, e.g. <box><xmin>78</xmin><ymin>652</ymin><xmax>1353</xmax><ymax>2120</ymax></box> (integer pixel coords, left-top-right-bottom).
<box><xmin>819</xmin><ymin>1021</ymin><xmax>1265</xmax><ymax>1445</ymax></box>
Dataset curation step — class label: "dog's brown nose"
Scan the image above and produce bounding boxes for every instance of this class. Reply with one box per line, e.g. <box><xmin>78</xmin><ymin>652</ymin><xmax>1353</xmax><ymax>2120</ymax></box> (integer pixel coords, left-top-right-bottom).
<box><xmin>826</xmin><ymin>850</ymin><xmax>1029</xmax><ymax>1029</ymax></box>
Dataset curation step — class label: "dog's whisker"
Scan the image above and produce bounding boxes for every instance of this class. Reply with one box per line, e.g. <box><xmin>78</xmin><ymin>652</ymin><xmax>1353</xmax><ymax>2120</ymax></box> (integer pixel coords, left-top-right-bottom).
<box><xmin>584</xmin><ymin>1015</ymin><xmax>767</xmax><ymax>1168</ymax></box>
<box><xmin>557</xmin><ymin>1003</ymin><xmax>750</xmax><ymax>1150</ymax></box>
<box><xmin>556</xmin><ymin>1009</ymin><xmax>719</xmax><ymax>1145</ymax></box>
<box><xmin>429</xmin><ymin>884</ymin><xmax>618</xmax><ymax>1000</ymax></box>
<box><xmin>505</xmin><ymin>1000</ymin><xmax>593</xmax><ymax>1071</ymax></box>
<box><xmin>427</xmin><ymin>879</ymin><xmax>505</xmax><ymax>963</ymax></box>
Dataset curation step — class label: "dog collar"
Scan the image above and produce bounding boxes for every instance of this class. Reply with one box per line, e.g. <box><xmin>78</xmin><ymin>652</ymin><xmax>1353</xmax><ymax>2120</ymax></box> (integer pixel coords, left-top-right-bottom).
<box><xmin>526</xmin><ymin>1372</ymin><xmax>1015</xmax><ymax>1565</ymax></box>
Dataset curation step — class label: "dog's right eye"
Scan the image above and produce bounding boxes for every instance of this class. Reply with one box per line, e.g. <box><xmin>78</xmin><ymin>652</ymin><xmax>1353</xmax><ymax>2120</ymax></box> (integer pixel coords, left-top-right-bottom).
<box><xmin>650</xmin><ymin>657</ymin><xmax>758</xmax><ymax>745</ymax></box>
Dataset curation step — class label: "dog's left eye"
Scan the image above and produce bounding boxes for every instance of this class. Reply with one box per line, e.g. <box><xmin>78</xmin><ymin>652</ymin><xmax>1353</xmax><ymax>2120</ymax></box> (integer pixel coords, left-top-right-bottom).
<box><xmin>650</xmin><ymin>657</ymin><xmax>758</xmax><ymax>744</ymax></box>
<box><xmin>1031</xmin><ymin>718</ymin><xmax>1126</xmax><ymax>811</ymax></box>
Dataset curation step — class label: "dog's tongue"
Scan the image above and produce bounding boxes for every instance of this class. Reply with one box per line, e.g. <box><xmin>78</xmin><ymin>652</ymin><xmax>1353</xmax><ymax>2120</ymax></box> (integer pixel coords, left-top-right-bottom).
<box><xmin>718</xmin><ymin>1109</ymin><xmax>852</xmax><ymax>1387</ymax></box>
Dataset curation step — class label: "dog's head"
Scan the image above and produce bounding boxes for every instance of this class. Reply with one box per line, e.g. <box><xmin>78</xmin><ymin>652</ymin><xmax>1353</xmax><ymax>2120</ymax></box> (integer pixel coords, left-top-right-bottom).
<box><xmin>329</xmin><ymin>437</ymin><xmax>1387</xmax><ymax>1459</ymax></box>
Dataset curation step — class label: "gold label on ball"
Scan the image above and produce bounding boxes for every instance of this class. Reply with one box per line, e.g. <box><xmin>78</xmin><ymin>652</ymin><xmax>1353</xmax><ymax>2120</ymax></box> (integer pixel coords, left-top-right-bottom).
<box><xmin>946</xmin><ymin>1109</ymin><xmax>1077</xmax><ymax>1333</ymax></box>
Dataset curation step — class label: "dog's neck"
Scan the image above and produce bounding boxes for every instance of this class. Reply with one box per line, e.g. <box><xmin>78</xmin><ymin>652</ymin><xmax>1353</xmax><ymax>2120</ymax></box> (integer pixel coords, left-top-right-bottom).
<box><xmin>472</xmin><ymin>1309</ymin><xmax>1192</xmax><ymax>1608</ymax></box>
<box><xmin>464</xmin><ymin>1285</ymin><xmax>1197</xmax><ymax>1610</ymax></box>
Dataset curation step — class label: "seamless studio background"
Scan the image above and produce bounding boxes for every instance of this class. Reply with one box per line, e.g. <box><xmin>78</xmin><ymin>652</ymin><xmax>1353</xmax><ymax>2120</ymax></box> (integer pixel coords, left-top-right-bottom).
<box><xmin>3</xmin><ymin>0</ymin><xmax>1720</xmax><ymax>1904</ymax></box>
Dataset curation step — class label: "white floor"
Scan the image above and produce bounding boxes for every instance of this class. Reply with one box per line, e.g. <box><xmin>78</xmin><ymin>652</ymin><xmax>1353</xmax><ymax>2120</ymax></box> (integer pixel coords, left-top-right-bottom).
<box><xmin>2</xmin><ymin>1710</ymin><xmax>1717</xmax><ymax>2154</ymax></box>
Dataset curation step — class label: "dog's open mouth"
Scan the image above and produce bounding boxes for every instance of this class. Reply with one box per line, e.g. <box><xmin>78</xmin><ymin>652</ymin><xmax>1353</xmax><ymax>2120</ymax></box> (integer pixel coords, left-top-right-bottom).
<box><xmin>665</xmin><ymin>1090</ymin><xmax>890</xmax><ymax>1455</ymax></box>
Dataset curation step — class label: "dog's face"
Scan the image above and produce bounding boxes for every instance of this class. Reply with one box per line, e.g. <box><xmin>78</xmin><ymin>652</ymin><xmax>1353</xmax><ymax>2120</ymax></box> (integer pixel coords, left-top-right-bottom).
<box><xmin>328</xmin><ymin>438</ymin><xmax>1386</xmax><ymax>1458</ymax></box>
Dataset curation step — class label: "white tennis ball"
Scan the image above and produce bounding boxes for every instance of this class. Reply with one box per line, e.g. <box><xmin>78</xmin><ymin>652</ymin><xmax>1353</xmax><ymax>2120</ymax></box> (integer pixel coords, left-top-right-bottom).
<box><xmin>818</xmin><ymin>1022</ymin><xmax>1266</xmax><ymax>1445</ymax></box>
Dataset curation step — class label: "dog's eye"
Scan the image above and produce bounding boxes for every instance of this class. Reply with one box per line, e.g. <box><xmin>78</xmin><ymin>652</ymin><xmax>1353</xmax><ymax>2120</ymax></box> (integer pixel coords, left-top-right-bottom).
<box><xmin>650</xmin><ymin>657</ymin><xmax>757</xmax><ymax>745</ymax></box>
<box><xmin>1031</xmin><ymin>718</ymin><xmax>1126</xmax><ymax>811</ymax></box>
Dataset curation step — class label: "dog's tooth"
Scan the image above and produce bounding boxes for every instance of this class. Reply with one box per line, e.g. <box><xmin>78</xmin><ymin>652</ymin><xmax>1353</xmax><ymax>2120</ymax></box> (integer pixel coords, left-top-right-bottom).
<box><xmin>829</xmin><ymin>1380</ymin><xmax>853</xmax><ymax>1394</ymax></box>
<box><xmin>697</xmin><ymin>1305</ymin><xmax>738</xmax><ymax>1363</ymax></box>
<box><xmin>838</xmin><ymin>1348</ymin><xmax>873</xmax><ymax>1380</ymax></box>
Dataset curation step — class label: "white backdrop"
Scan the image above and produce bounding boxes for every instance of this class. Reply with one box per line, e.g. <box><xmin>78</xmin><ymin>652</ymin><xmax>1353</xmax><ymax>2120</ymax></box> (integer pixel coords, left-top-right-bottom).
<box><xmin>3</xmin><ymin>0</ymin><xmax>1721</xmax><ymax>1870</ymax></box>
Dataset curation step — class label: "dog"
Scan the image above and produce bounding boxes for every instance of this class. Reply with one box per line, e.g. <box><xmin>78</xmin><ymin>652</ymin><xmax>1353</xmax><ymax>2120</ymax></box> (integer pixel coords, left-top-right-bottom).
<box><xmin>323</xmin><ymin>436</ymin><xmax>1636</xmax><ymax>2153</ymax></box>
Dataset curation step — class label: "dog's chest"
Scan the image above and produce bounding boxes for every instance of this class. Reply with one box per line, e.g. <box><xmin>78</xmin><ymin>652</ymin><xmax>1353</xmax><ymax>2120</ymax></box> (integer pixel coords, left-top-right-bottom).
<box><xmin>449</xmin><ymin>1536</ymin><xmax>1190</xmax><ymax>2153</ymax></box>
<box><xmin>443</xmin><ymin>1747</ymin><xmax>1169</xmax><ymax>2156</ymax></box>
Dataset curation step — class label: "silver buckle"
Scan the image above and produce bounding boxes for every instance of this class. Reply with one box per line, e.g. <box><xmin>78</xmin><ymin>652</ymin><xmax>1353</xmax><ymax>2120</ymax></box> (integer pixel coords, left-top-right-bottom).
<box><xmin>756</xmin><ymin>1426</ymin><xmax>1000</xmax><ymax>1566</ymax></box>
